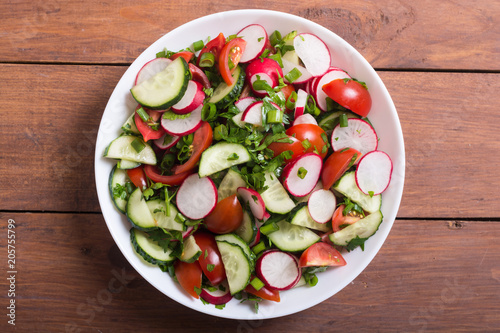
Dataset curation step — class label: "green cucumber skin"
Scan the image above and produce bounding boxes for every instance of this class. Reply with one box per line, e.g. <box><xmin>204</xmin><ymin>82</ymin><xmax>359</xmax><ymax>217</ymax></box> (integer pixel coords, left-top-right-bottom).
<box><xmin>209</xmin><ymin>66</ymin><xmax>245</xmax><ymax>109</ymax></box>
<box><xmin>126</xmin><ymin>188</ymin><xmax>157</xmax><ymax>231</ymax></box>
<box><xmin>328</xmin><ymin>210</ymin><xmax>383</xmax><ymax>247</ymax></box>
<box><xmin>109</xmin><ymin>165</ymin><xmax>129</xmax><ymax>214</ymax></box>
<box><xmin>130</xmin><ymin>228</ymin><xmax>174</xmax><ymax>265</ymax></box>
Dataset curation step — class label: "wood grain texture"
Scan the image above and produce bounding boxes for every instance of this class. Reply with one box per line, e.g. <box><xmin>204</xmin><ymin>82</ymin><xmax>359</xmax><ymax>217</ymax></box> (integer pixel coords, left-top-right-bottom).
<box><xmin>2</xmin><ymin>0</ymin><xmax>499</xmax><ymax>70</ymax></box>
<box><xmin>1</xmin><ymin>65</ymin><xmax>498</xmax><ymax>218</ymax></box>
<box><xmin>0</xmin><ymin>212</ymin><xmax>498</xmax><ymax>332</ymax></box>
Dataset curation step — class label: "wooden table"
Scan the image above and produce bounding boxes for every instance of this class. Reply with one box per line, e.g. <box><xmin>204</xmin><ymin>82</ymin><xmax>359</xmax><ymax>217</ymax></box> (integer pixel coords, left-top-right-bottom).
<box><xmin>1</xmin><ymin>1</ymin><xmax>499</xmax><ymax>332</ymax></box>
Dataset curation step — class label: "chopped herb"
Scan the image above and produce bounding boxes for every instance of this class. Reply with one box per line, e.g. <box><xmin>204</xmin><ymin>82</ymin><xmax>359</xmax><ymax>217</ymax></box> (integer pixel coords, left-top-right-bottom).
<box><xmin>162</xmin><ymin>110</ymin><xmax>191</xmax><ymax>121</ymax></box>
<box><xmin>131</xmin><ymin>138</ymin><xmax>146</xmax><ymax>153</ymax></box>
<box><xmin>206</xmin><ymin>264</ymin><xmax>215</xmax><ymax>272</ymax></box>
<box><xmin>227</xmin><ymin>153</ymin><xmax>239</xmax><ymax>161</ymax></box>
<box><xmin>297</xmin><ymin>167</ymin><xmax>308</xmax><ymax>179</ymax></box>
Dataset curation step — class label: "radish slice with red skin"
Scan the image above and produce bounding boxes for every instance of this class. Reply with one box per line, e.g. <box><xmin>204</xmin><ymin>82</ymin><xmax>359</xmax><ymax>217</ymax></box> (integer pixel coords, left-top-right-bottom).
<box><xmin>161</xmin><ymin>104</ymin><xmax>203</xmax><ymax>136</ymax></box>
<box><xmin>172</xmin><ymin>81</ymin><xmax>205</xmax><ymax>114</ymax></box>
<box><xmin>315</xmin><ymin>68</ymin><xmax>351</xmax><ymax>111</ymax></box>
<box><xmin>237</xmin><ymin>187</ymin><xmax>266</xmax><ymax>220</ymax></box>
<box><xmin>331</xmin><ymin>118</ymin><xmax>378</xmax><ymax>155</ymax></box>
<box><xmin>293</xmin><ymin>33</ymin><xmax>331</xmax><ymax>77</ymax></box>
<box><xmin>238</xmin><ymin>24</ymin><xmax>268</xmax><ymax>63</ymax></box>
<box><xmin>256</xmin><ymin>250</ymin><xmax>301</xmax><ymax>290</ymax></box>
<box><xmin>241</xmin><ymin>100</ymin><xmax>282</xmax><ymax>127</ymax></box>
<box><xmin>154</xmin><ymin>132</ymin><xmax>180</xmax><ymax>150</ymax></box>
<box><xmin>355</xmin><ymin>150</ymin><xmax>393</xmax><ymax>195</ymax></box>
<box><xmin>199</xmin><ymin>282</ymin><xmax>232</xmax><ymax>305</ymax></box>
<box><xmin>293</xmin><ymin>114</ymin><xmax>318</xmax><ymax>126</ymax></box>
<box><xmin>281</xmin><ymin>57</ymin><xmax>313</xmax><ymax>84</ymax></box>
<box><xmin>233</xmin><ymin>97</ymin><xmax>257</xmax><ymax>128</ymax></box>
<box><xmin>176</xmin><ymin>174</ymin><xmax>217</xmax><ymax>220</ymax></box>
<box><xmin>294</xmin><ymin>89</ymin><xmax>308</xmax><ymax>118</ymax></box>
<box><xmin>134</xmin><ymin>58</ymin><xmax>173</xmax><ymax>86</ymax></box>
<box><xmin>307</xmin><ymin>189</ymin><xmax>337</xmax><ymax>223</ymax></box>
<box><xmin>246</xmin><ymin>58</ymin><xmax>283</xmax><ymax>97</ymax></box>
<box><xmin>283</xmin><ymin>153</ymin><xmax>323</xmax><ymax>197</ymax></box>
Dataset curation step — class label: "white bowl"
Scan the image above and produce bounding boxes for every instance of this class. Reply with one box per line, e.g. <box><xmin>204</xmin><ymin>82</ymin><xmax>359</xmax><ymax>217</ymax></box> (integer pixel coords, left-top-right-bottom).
<box><xmin>94</xmin><ymin>9</ymin><xmax>405</xmax><ymax>320</ymax></box>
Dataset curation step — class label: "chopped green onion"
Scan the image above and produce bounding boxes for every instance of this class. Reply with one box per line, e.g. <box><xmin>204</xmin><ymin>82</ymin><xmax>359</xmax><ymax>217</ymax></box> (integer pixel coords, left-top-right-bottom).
<box><xmin>156</xmin><ymin>50</ymin><xmax>166</xmax><ymax>58</ymax></box>
<box><xmin>131</xmin><ymin>138</ymin><xmax>146</xmax><ymax>153</ymax></box>
<box><xmin>297</xmin><ymin>167</ymin><xmax>308</xmax><ymax>179</ymax></box>
<box><xmin>268</xmin><ymin>53</ymin><xmax>283</xmax><ymax>68</ymax></box>
<box><xmin>339</xmin><ymin>113</ymin><xmax>348</xmax><ymax>127</ymax></box>
<box><xmin>252</xmin><ymin>241</ymin><xmax>267</xmax><ymax>255</ymax></box>
<box><xmin>201</xmin><ymin>102</ymin><xmax>217</xmax><ymax>122</ymax></box>
<box><xmin>182</xmin><ymin>133</ymin><xmax>194</xmax><ymax>145</ymax></box>
<box><xmin>284</xmin><ymin>67</ymin><xmax>302</xmax><ymax>83</ymax></box>
<box><xmin>227</xmin><ymin>153</ymin><xmax>239</xmax><ymax>161</ymax></box>
<box><xmin>269</xmin><ymin>30</ymin><xmax>282</xmax><ymax>46</ymax></box>
<box><xmin>213</xmin><ymin>124</ymin><xmax>227</xmax><ymax>141</ymax></box>
<box><xmin>305</xmin><ymin>95</ymin><xmax>321</xmax><ymax>116</ymax></box>
<box><xmin>252</xmin><ymin>76</ymin><xmax>271</xmax><ymax>91</ymax></box>
<box><xmin>193</xmin><ymin>40</ymin><xmax>204</xmax><ymax>52</ymax></box>
<box><xmin>250</xmin><ymin>277</ymin><xmax>265</xmax><ymax>291</ymax></box>
<box><xmin>301</xmin><ymin>139</ymin><xmax>311</xmax><ymax>150</ymax></box>
<box><xmin>206</xmin><ymin>264</ymin><xmax>215</xmax><ymax>272</ymax></box>
<box><xmin>174</xmin><ymin>212</ymin><xmax>187</xmax><ymax>224</ymax></box>
<box><xmin>199</xmin><ymin>52</ymin><xmax>215</xmax><ymax>67</ymax></box>
<box><xmin>136</xmin><ymin>107</ymin><xmax>150</xmax><ymax>122</ymax></box>
<box><xmin>266</xmin><ymin>109</ymin><xmax>283</xmax><ymax>124</ymax></box>
<box><xmin>286</xmin><ymin>91</ymin><xmax>297</xmax><ymax>110</ymax></box>
<box><xmin>260</xmin><ymin>222</ymin><xmax>279</xmax><ymax>236</ymax></box>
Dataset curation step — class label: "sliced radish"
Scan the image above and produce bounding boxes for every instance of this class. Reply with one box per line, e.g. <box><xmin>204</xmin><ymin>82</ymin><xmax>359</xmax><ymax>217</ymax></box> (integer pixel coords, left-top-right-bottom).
<box><xmin>294</xmin><ymin>89</ymin><xmax>308</xmax><ymax>118</ymax></box>
<box><xmin>241</xmin><ymin>100</ymin><xmax>282</xmax><ymax>127</ymax></box>
<box><xmin>135</xmin><ymin>58</ymin><xmax>172</xmax><ymax>86</ymax></box>
<box><xmin>232</xmin><ymin>97</ymin><xmax>257</xmax><ymax>128</ymax></box>
<box><xmin>176</xmin><ymin>174</ymin><xmax>217</xmax><ymax>220</ymax></box>
<box><xmin>246</xmin><ymin>58</ymin><xmax>283</xmax><ymax>97</ymax></box>
<box><xmin>249</xmin><ymin>229</ymin><xmax>261</xmax><ymax>247</ymax></box>
<box><xmin>283</xmin><ymin>153</ymin><xmax>323</xmax><ymax>197</ymax></box>
<box><xmin>314</xmin><ymin>68</ymin><xmax>351</xmax><ymax>111</ymax></box>
<box><xmin>355</xmin><ymin>150</ymin><xmax>393</xmax><ymax>195</ymax></box>
<box><xmin>171</xmin><ymin>81</ymin><xmax>205</xmax><ymax>114</ymax></box>
<box><xmin>307</xmin><ymin>189</ymin><xmax>337</xmax><ymax>223</ymax></box>
<box><xmin>154</xmin><ymin>132</ymin><xmax>180</xmax><ymax>150</ymax></box>
<box><xmin>161</xmin><ymin>104</ymin><xmax>203</xmax><ymax>136</ymax></box>
<box><xmin>331</xmin><ymin>118</ymin><xmax>378</xmax><ymax>155</ymax></box>
<box><xmin>238</xmin><ymin>24</ymin><xmax>268</xmax><ymax>63</ymax></box>
<box><xmin>182</xmin><ymin>225</ymin><xmax>196</xmax><ymax>239</ymax></box>
<box><xmin>199</xmin><ymin>282</ymin><xmax>232</xmax><ymax>305</ymax></box>
<box><xmin>237</xmin><ymin>187</ymin><xmax>266</xmax><ymax>220</ymax></box>
<box><xmin>281</xmin><ymin>57</ymin><xmax>313</xmax><ymax>84</ymax></box>
<box><xmin>293</xmin><ymin>33</ymin><xmax>331</xmax><ymax>77</ymax></box>
<box><xmin>256</xmin><ymin>250</ymin><xmax>301</xmax><ymax>290</ymax></box>
<box><xmin>293</xmin><ymin>114</ymin><xmax>318</xmax><ymax>126</ymax></box>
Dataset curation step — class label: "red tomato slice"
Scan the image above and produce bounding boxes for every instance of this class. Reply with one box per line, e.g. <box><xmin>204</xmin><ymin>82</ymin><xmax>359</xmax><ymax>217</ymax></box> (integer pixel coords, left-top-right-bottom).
<box><xmin>197</xmin><ymin>32</ymin><xmax>225</xmax><ymax>67</ymax></box>
<box><xmin>267</xmin><ymin>135</ymin><xmax>304</xmax><ymax>162</ymax></box>
<box><xmin>331</xmin><ymin>204</ymin><xmax>361</xmax><ymax>232</ymax></box>
<box><xmin>245</xmin><ymin>282</ymin><xmax>280</xmax><ymax>302</ymax></box>
<box><xmin>126</xmin><ymin>166</ymin><xmax>148</xmax><ymax>190</ymax></box>
<box><xmin>193</xmin><ymin>231</ymin><xmax>226</xmax><ymax>285</ymax></box>
<box><xmin>286</xmin><ymin>123</ymin><xmax>328</xmax><ymax>159</ymax></box>
<box><xmin>322</xmin><ymin>79</ymin><xmax>372</xmax><ymax>117</ymax></box>
<box><xmin>219</xmin><ymin>38</ymin><xmax>246</xmax><ymax>86</ymax></box>
<box><xmin>172</xmin><ymin>121</ymin><xmax>213</xmax><ymax>175</ymax></box>
<box><xmin>321</xmin><ymin>148</ymin><xmax>361</xmax><ymax>189</ymax></box>
<box><xmin>174</xmin><ymin>260</ymin><xmax>202</xmax><ymax>299</ymax></box>
<box><xmin>298</xmin><ymin>242</ymin><xmax>346</xmax><ymax>267</ymax></box>
<box><xmin>203</xmin><ymin>194</ymin><xmax>243</xmax><ymax>234</ymax></box>
<box><xmin>134</xmin><ymin>107</ymin><xmax>165</xmax><ymax>142</ymax></box>
<box><xmin>170</xmin><ymin>51</ymin><xmax>194</xmax><ymax>63</ymax></box>
<box><xmin>143</xmin><ymin>165</ymin><xmax>191</xmax><ymax>186</ymax></box>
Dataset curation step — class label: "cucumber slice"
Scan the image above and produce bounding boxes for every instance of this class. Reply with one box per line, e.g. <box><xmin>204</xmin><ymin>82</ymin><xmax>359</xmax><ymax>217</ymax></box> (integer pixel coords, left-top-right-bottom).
<box><xmin>289</xmin><ymin>203</ymin><xmax>330</xmax><ymax>232</ymax></box>
<box><xmin>329</xmin><ymin>210</ymin><xmax>383</xmax><ymax>246</ymax></box>
<box><xmin>146</xmin><ymin>199</ymin><xmax>184</xmax><ymax>231</ymax></box>
<box><xmin>209</xmin><ymin>65</ymin><xmax>245</xmax><ymax>108</ymax></box>
<box><xmin>126</xmin><ymin>187</ymin><xmax>157</xmax><ymax>230</ymax></box>
<box><xmin>130</xmin><ymin>228</ymin><xmax>175</xmax><ymax>265</ymax></box>
<box><xmin>216</xmin><ymin>240</ymin><xmax>252</xmax><ymax>295</ymax></box>
<box><xmin>215</xmin><ymin>233</ymin><xmax>256</xmax><ymax>266</ymax></box>
<box><xmin>333</xmin><ymin>171</ymin><xmax>381</xmax><ymax>214</ymax></box>
<box><xmin>198</xmin><ymin>142</ymin><xmax>251</xmax><ymax>177</ymax></box>
<box><xmin>131</xmin><ymin>57</ymin><xmax>191</xmax><ymax>110</ymax></box>
<box><xmin>117</xmin><ymin>159</ymin><xmax>141</xmax><ymax>170</ymax></box>
<box><xmin>234</xmin><ymin>211</ymin><xmax>257</xmax><ymax>244</ymax></box>
<box><xmin>121</xmin><ymin>112</ymin><xmax>140</xmax><ymax>135</ymax></box>
<box><xmin>217</xmin><ymin>168</ymin><xmax>247</xmax><ymax>201</ymax></box>
<box><xmin>179</xmin><ymin>235</ymin><xmax>202</xmax><ymax>263</ymax></box>
<box><xmin>267</xmin><ymin>220</ymin><xmax>320</xmax><ymax>252</ymax></box>
<box><xmin>104</xmin><ymin>135</ymin><xmax>157</xmax><ymax>165</ymax></box>
<box><xmin>260</xmin><ymin>171</ymin><xmax>295</xmax><ymax>214</ymax></box>
<box><xmin>109</xmin><ymin>165</ymin><xmax>134</xmax><ymax>214</ymax></box>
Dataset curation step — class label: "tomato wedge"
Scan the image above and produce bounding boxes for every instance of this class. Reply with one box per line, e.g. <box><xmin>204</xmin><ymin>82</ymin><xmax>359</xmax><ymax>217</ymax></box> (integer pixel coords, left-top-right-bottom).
<box><xmin>267</xmin><ymin>135</ymin><xmax>304</xmax><ymax>162</ymax></box>
<box><xmin>174</xmin><ymin>260</ymin><xmax>202</xmax><ymax>299</ymax></box>
<box><xmin>219</xmin><ymin>38</ymin><xmax>246</xmax><ymax>86</ymax></box>
<box><xmin>286</xmin><ymin>123</ymin><xmax>328</xmax><ymax>159</ymax></box>
<box><xmin>193</xmin><ymin>231</ymin><xmax>226</xmax><ymax>285</ymax></box>
<box><xmin>126</xmin><ymin>166</ymin><xmax>148</xmax><ymax>190</ymax></box>
<box><xmin>331</xmin><ymin>204</ymin><xmax>361</xmax><ymax>232</ymax></box>
<box><xmin>143</xmin><ymin>165</ymin><xmax>192</xmax><ymax>186</ymax></box>
<box><xmin>197</xmin><ymin>32</ymin><xmax>225</xmax><ymax>67</ymax></box>
<box><xmin>321</xmin><ymin>148</ymin><xmax>361</xmax><ymax>189</ymax></box>
<box><xmin>134</xmin><ymin>107</ymin><xmax>165</xmax><ymax>142</ymax></box>
<box><xmin>244</xmin><ymin>280</ymin><xmax>280</xmax><ymax>302</ymax></box>
<box><xmin>322</xmin><ymin>78</ymin><xmax>372</xmax><ymax>117</ymax></box>
<box><xmin>172</xmin><ymin>121</ymin><xmax>213</xmax><ymax>175</ymax></box>
<box><xmin>298</xmin><ymin>242</ymin><xmax>346</xmax><ymax>267</ymax></box>
<box><xmin>170</xmin><ymin>51</ymin><xmax>194</xmax><ymax>63</ymax></box>
<box><xmin>203</xmin><ymin>194</ymin><xmax>243</xmax><ymax>234</ymax></box>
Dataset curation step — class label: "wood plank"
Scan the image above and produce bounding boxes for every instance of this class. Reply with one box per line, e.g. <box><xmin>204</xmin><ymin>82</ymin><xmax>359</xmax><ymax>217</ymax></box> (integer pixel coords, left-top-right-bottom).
<box><xmin>0</xmin><ymin>212</ymin><xmax>498</xmax><ymax>331</ymax></box>
<box><xmin>1</xmin><ymin>0</ymin><xmax>499</xmax><ymax>70</ymax></box>
<box><xmin>1</xmin><ymin>65</ymin><xmax>499</xmax><ymax>217</ymax></box>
